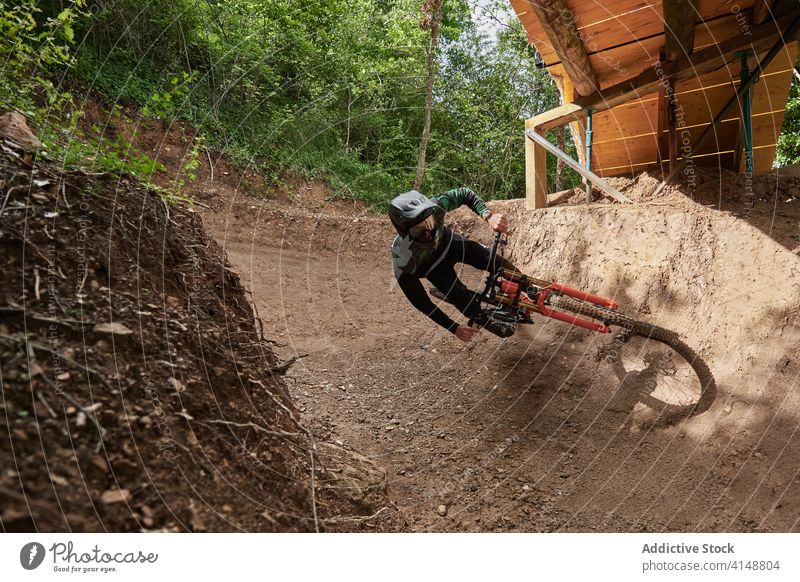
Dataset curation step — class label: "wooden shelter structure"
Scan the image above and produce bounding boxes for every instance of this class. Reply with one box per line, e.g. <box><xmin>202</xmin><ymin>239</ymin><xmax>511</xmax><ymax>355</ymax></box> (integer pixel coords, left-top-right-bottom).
<box><xmin>510</xmin><ymin>0</ymin><xmax>800</xmax><ymax>208</ymax></box>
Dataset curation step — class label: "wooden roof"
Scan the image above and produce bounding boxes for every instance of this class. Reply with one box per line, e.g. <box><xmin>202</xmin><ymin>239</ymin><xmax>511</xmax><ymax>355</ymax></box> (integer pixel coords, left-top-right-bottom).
<box><xmin>511</xmin><ymin>0</ymin><xmax>799</xmax><ymax>176</ymax></box>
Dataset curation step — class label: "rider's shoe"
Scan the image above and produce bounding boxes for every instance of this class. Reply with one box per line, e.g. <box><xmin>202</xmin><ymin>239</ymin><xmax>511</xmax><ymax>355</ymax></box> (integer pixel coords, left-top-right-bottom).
<box><xmin>429</xmin><ymin>286</ymin><xmax>450</xmax><ymax>303</ymax></box>
<box><xmin>472</xmin><ymin>309</ymin><xmax>517</xmax><ymax>338</ymax></box>
<box><xmin>431</xmin><ymin>288</ymin><xmax>518</xmax><ymax>337</ymax></box>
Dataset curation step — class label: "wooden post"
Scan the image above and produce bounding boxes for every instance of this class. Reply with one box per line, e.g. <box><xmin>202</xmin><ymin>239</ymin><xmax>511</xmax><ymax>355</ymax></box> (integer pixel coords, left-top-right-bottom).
<box><xmin>656</xmin><ymin>49</ymin><xmax>672</xmax><ymax>170</ymax></box>
<box><xmin>553</xmin><ymin>75</ymin><xmax>586</xmax><ymax>166</ymax></box>
<box><xmin>663</xmin><ymin>0</ymin><xmax>697</xmax><ymax>61</ymax></box>
<box><xmin>524</xmin><ymin>118</ymin><xmax>548</xmax><ymax>209</ymax></box>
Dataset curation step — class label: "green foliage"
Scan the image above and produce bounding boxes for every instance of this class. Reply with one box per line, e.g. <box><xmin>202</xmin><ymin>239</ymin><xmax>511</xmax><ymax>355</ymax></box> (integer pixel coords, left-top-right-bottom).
<box><xmin>14</xmin><ymin>0</ymin><xmax>800</xmax><ymax>210</ymax></box>
<box><xmin>0</xmin><ymin>0</ymin><xmax>199</xmax><ymax>206</ymax></box>
<box><xmin>66</xmin><ymin>0</ymin><xmax>575</xmax><ymax>208</ymax></box>
<box><xmin>74</xmin><ymin>49</ymin><xmax>161</xmax><ymax>105</ymax></box>
<box><xmin>142</xmin><ymin>72</ymin><xmax>198</xmax><ymax>120</ymax></box>
<box><xmin>0</xmin><ymin>0</ymin><xmax>84</xmax><ymax>118</ymax></box>
<box><xmin>165</xmin><ymin>134</ymin><xmax>204</xmax><ymax>205</ymax></box>
<box><xmin>40</xmin><ymin>123</ymin><xmax>165</xmax><ymax>180</ymax></box>
<box><xmin>433</xmin><ymin>15</ymin><xmax>579</xmax><ymax>198</ymax></box>
<box><xmin>14</xmin><ymin>0</ymin><xmax>586</xmax><ymax>209</ymax></box>
<box><xmin>776</xmin><ymin>76</ymin><xmax>800</xmax><ymax>167</ymax></box>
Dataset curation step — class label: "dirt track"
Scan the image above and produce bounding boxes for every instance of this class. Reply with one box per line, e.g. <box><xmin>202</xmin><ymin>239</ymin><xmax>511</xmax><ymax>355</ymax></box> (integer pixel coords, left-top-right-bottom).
<box><xmin>196</xmin><ymin>171</ymin><xmax>800</xmax><ymax>532</ymax></box>
<box><xmin>4</xmin><ymin>107</ymin><xmax>798</xmax><ymax>533</ymax></box>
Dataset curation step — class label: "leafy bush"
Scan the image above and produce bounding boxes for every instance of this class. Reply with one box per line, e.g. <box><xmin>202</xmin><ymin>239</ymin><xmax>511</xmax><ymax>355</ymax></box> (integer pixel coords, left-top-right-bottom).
<box><xmin>9</xmin><ymin>0</ymin><xmax>583</xmax><ymax>208</ymax></box>
<box><xmin>0</xmin><ymin>0</ymin><xmax>84</xmax><ymax>118</ymax></box>
<box><xmin>777</xmin><ymin>76</ymin><xmax>800</xmax><ymax>167</ymax></box>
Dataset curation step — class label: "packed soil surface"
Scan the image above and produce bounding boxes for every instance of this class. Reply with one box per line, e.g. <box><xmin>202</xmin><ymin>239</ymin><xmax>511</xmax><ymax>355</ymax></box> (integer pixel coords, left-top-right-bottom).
<box><xmin>194</xmin><ymin>163</ymin><xmax>799</xmax><ymax>532</ymax></box>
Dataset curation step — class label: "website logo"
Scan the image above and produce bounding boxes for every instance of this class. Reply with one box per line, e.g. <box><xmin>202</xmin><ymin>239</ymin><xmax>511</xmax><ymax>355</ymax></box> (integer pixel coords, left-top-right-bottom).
<box><xmin>20</xmin><ymin>542</ymin><xmax>46</xmax><ymax>570</ymax></box>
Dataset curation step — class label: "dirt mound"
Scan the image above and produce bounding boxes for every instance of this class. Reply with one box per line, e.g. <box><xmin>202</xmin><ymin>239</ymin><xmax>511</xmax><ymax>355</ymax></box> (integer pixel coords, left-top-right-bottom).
<box><xmin>444</xmin><ymin>171</ymin><xmax>800</xmax><ymax>529</ymax></box>
<box><xmin>482</xmin><ymin>176</ymin><xmax>800</xmax><ymax>367</ymax></box>
<box><xmin>548</xmin><ymin>166</ymin><xmax>800</xmax><ymax>208</ymax></box>
<box><xmin>0</xmin><ymin>142</ymin><xmax>384</xmax><ymax>532</ymax></box>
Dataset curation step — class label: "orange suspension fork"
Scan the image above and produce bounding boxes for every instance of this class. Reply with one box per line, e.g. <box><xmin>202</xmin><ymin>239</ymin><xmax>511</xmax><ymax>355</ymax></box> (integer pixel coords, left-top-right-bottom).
<box><xmin>500</xmin><ymin>279</ymin><xmax>617</xmax><ymax>334</ymax></box>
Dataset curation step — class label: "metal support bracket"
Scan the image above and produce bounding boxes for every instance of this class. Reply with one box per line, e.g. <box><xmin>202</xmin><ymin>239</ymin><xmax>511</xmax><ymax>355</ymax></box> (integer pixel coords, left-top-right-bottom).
<box><xmin>736</xmin><ymin>49</ymin><xmax>756</xmax><ymax>175</ymax></box>
<box><xmin>584</xmin><ymin>108</ymin><xmax>594</xmax><ymax>203</ymax></box>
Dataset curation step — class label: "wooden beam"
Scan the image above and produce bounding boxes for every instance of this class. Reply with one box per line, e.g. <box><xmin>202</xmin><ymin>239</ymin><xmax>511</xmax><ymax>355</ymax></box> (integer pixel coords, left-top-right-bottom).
<box><xmin>524</xmin><ymin>119</ymin><xmax>548</xmax><ymax>209</ymax></box>
<box><xmin>525</xmin><ymin>0</ymin><xmax>598</xmax><ymax>97</ymax></box>
<box><xmin>525</xmin><ymin>129</ymin><xmax>632</xmax><ymax>204</ymax></box>
<box><xmin>752</xmin><ymin>0</ymin><xmax>777</xmax><ymax>26</ymax></box>
<box><xmin>532</xmin><ymin>9</ymin><xmax>800</xmax><ymax>132</ymax></box>
<box><xmin>529</xmin><ymin>102</ymin><xmax>584</xmax><ymax>133</ymax></box>
<box><xmin>663</xmin><ymin>0</ymin><xmax>697</xmax><ymax>61</ymax></box>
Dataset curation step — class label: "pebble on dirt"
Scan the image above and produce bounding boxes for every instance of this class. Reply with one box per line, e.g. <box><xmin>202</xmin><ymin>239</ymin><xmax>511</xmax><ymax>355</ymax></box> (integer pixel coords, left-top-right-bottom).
<box><xmin>93</xmin><ymin>322</ymin><xmax>134</xmax><ymax>336</ymax></box>
<box><xmin>100</xmin><ymin>488</ymin><xmax>132</xmax><ymax>504</ymax></box>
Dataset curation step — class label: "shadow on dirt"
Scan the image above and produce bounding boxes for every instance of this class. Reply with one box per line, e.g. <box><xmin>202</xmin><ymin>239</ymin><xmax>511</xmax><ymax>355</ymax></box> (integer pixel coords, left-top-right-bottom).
<box><xmin>601</xmin><ymin>329</ymin><xmax>718</xmax><ymax>427</ymax></box>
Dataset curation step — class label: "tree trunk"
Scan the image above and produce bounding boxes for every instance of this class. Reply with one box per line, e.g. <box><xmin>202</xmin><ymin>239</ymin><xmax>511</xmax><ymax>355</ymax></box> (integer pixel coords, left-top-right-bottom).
<box><xmin>414</xmin><ymin>0</ymin><xmax>443</xmax><ymax>191</ymax></box>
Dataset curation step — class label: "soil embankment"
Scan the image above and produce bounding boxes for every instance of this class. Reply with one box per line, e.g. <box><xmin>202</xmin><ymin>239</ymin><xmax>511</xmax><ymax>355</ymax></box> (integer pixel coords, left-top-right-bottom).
<box><xmin>0</xmin><ymin>138</ymin><xmax>383</xmax><ymax>532</ymax></box>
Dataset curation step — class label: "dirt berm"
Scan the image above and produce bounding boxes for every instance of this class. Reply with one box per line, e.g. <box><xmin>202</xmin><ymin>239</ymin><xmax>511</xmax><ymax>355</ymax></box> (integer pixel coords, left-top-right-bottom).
<box><xmin>445</xmin><ymin>170</ymin><xmax>800</xmax><ymax>529</ymax></box>
<box><xmin>0</xmin><ymin>142</ymin><xmax>385</xmax><ymax>533</ymax></box>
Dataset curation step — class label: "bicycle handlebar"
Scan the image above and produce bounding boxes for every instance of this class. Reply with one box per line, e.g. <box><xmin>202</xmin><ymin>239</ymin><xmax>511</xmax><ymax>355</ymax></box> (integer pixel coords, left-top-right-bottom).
<box><xmin>480</xmin><ymin>231</ymin><xmax>504</xmax><ymax>299</ymax></box>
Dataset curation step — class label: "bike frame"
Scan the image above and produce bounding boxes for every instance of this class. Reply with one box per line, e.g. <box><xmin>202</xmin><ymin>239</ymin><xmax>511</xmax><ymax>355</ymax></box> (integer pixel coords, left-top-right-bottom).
<box><xmin>477</xmin><ymin>232</ymin><xmax>619</xmax><ymax>334</ymax></box>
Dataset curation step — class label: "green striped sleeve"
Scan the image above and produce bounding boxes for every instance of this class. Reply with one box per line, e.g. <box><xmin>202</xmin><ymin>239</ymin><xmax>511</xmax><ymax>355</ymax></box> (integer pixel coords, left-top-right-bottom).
<box><xmin>433</xmin><ymin>187</ymin><xmax>491</xmax><ymax>219</ymax></box>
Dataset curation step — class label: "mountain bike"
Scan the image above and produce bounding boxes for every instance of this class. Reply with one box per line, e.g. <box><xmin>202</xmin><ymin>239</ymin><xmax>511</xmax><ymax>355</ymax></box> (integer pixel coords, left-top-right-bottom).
<box><xmin>433</xmin><ymin>232</ymin><xmax>716</xmax><ymax>422</ymax></box>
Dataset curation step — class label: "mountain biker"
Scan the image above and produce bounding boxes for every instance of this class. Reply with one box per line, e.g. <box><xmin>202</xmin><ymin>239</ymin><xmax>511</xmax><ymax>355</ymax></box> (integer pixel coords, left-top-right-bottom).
<box><xmin>389</xmin><ymin>187</ymin><xmax>519</xmax><ymax>342</ymax></box>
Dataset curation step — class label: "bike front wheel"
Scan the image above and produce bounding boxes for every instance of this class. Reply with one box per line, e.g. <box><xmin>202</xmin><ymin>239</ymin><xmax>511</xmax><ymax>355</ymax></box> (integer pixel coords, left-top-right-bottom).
<box><xmin>549</xmin><ymin>294</ymin><xmax>716</xmax><ymax>420</ymax></box>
